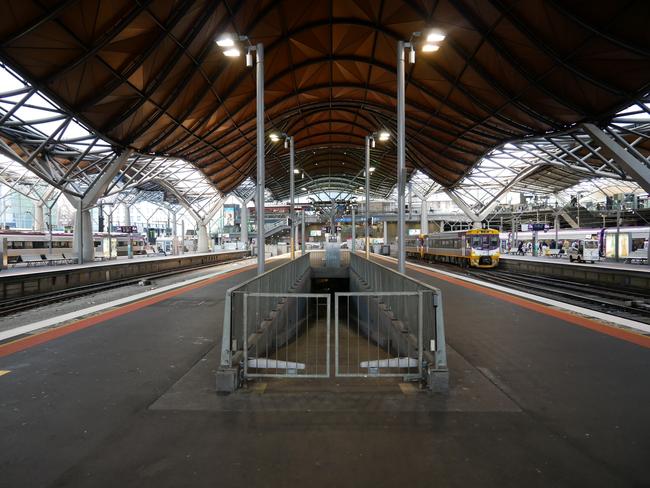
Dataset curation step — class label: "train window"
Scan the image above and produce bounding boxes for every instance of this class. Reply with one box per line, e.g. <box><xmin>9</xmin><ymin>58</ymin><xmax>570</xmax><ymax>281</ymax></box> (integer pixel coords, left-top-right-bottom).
<box><xmin>489</xmin><ymin>236</ymin><xmax>499</xmax><ymax>249</ymax></box>
<box><xmin>32</xmin><ymin>241</ymin><xmax>45</xmax><ymax>249</ymax></box>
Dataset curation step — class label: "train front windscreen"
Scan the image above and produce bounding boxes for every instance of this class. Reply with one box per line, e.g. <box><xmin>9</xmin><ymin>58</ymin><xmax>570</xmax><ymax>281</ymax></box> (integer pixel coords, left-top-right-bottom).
<box><xmin>470</xmin><ymin>235</ymin><xmax>500</xmax><ymax>250</ymax></box>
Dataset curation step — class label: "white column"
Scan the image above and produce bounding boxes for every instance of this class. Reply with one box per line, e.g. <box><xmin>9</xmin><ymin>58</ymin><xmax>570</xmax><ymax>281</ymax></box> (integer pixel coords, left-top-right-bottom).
<box><xmin>171</xmin><ymin>212</ymin><xmax>178</xmax><ymax>255</ymax></box>
<box><xmin>420</xmin><ymin>200</ymin><xmax>429</xmax><ymax>235</ymax></box>
<box><xmin>180</xmin><ymin>220</ymin><xmax>185</xmax><ymax>254</ymax></box>
<box><xmin>73</xmin><ymin>207</ymin><xmax>94</xmax><ymax>263</ymax></box>
<box><xmin>33</xmin><ymin>202</ymin><xmax>44</xmax><ymax>231</ymax></box>
<box><xmin>240</xmin><ymin>202</ymin><xmax>248</xmax><ymax>248</ymax></box>
<box><xmin>197</xmin><ymin>223</ymin><xmax>210</xmax><ymax>253</ymax></box>
<box><xmin>123</xmin><ymin>204</ymin><xmax>131</xmax><ymax>226</ymax></box>
<box><xmin>383</xmin><ymin>220</ymin><xmax>388</xmax><ymax>244</ymax></box>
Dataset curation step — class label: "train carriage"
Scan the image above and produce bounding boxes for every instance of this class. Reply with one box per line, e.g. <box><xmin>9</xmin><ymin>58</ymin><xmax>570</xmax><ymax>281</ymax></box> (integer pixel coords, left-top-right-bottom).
<box><xmin>405</xmin><ymin>228</ymin><xmax>500</xmax><ymax>268</ymax></box>
<box><xmin>0</xmin><ymin>230</ymin><xmax>147</xmax><ymax>264</ymax></box>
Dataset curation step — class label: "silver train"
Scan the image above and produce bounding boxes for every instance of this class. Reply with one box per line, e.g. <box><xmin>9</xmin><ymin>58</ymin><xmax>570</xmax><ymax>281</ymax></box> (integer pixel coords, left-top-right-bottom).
<box><xmin>501</xmin><ymin>226</ymin><xmax>650</xmax><ymax>259</ymax></box>
<box><xmin>0</xmin><ymin>230</ymin><xmax>147</xmax><ymax>263</ymax></box>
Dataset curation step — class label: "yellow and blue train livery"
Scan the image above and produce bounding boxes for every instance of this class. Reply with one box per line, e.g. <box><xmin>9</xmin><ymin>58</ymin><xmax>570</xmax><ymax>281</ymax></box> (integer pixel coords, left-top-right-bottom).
<box><xmin>405</xmin><ymin>228</ymin><xmax>500</xmax><ymax>268</ymax></box>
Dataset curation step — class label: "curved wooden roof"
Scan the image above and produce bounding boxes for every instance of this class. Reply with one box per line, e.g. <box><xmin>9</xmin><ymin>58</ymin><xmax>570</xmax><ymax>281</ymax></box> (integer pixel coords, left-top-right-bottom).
<box><xmin>1</xmin><ymin>0</ymin><xmax>648</xmax><ymax>197</ymax></box>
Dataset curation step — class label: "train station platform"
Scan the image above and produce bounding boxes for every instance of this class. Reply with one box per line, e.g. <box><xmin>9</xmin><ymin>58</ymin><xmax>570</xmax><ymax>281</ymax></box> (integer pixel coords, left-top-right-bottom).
<box><xmin>0</xmin><ymin>249</ymin><xmax>250</xmax><ymax>301</ymax></box>
<box><xmin>499</xmin><ymin>253</ymin><xmax>650</xmax><ymax>293</ymax></box>
<box><xmin>501</xmin><ymin>253</ymin><xmax>650</xmax><ymax>272</ymax></box>
<box><xmin>1</xmin><ymin>252</ymin><xmax>649</xmax><ymax>487</ymax></box>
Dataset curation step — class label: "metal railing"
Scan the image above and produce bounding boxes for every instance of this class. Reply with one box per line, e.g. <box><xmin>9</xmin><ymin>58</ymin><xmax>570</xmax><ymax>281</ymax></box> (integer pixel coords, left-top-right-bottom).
<box><xmin>220</xmin><ymin>253</ymin><xmax>310</xmax><ymax>368</ymax></box>
<box><xmin>243</xmin><ymin>292</ymin><xmax>330</xmax><ymax>378</ymax></box>
<box><xmin>335</xmin><ymin>291</ymin><xmax>427</xmax><ymax>379</ymax></box>
<box><xmin>347</xmin><ymin>252</ymin><xmax>447</xmax><ymax>385</ymax></box>
<box><xmin>308</xmin><ymin>248</ymin><xmax>350</xmax><ymax>268</ymax></box>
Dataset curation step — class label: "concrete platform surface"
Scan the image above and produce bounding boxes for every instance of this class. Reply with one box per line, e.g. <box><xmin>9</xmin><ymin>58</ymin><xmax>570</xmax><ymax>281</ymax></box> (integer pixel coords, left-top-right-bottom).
<box><xmin>0</xmin><ymin>256</ymin><xmax>649</xmax><ymax>488</ymax></box>
<box><xmin>0</xmin><ymin>249</ymin><xmax>247</xmax><ymax>278</ymax></box>
<box><xmin>501</xmin><ymin>253</ymin><xmax>650</xmax><ymax>272</ymax></box>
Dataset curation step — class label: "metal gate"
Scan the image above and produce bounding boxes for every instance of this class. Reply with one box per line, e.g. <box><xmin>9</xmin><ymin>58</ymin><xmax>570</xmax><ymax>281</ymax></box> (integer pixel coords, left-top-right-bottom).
<box><xmin>243</xmin><ymin>292</ymin><xmax>330</xmax><ymax>379</ymax></box>
<box><xmin>334</xmin><ymin>291</ymin><xmax>426</xmax><ymax>380</ymax></box>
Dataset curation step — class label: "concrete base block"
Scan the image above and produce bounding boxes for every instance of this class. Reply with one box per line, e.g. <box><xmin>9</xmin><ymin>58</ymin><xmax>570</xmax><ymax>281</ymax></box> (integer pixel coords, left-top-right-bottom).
<box><xmin>215</xmin><ymin>367</ymin><xmax>239</xmax><ymax>394</ymax></box>
<box><xmin>428</xmin><ymin>368</ymin><xmax>450</xmax><ymax>393</ymax></box>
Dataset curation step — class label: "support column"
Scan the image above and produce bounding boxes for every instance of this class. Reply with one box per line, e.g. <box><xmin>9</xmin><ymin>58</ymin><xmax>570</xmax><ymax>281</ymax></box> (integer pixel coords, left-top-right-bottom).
<box><xmin>98</xmin><ymin>203</ymin><xmax>104</xmax><ymax>232</ymax></box>
<box><xmin>255</xmin><ymin>42</ymin><xmax>265</xmax><ymax>274</ymax></box>
<box><xmin>33</xmin><ymin>202</ymin><xmax>44</xmax><ymax>231</ymax></box>
<box><xmin>294</xmin><ymin>222</ymin><xmax>299</xmax><ymax>253</ymax></box>
<box><xmin>171</xmin><ymin>212</ymin><xmax>178</xmax><ymax>255</ymax></box>
<box><xmin>240</xmin><ymin>201</ymin><xmax>248</xmax><ymax>249</ymax></box>
<box><xmin>351</xmin><ymin>207</ymin><xmax>356</xmax><ymax>252</ymax></box>
<box><xmin>73</xmin><ymin>206</ymin><xmax>94</xmax><ymax>263</ymax></box>
<box><xmin>197</xmin><ymin>223</ymin><xmax>210</xmax><ymax>253</ymax></box>
<box><xmin>181</xmin><ymin>220</ymin><xmax>185</xmax><ymax>255</ymax></box>
<box><xmin>301</xmin><ymin>210</ymin><xmax>305</xmax><ymax>254</ymax></box>
<box><xmin>365</xmin><ymin>135</ymin><xmax>371</xmax><ymax>259</ymax></box>
<box><xmin>383</xmin><ymin>220</ymin><xmax>388</xmax><ymax>244</ymax></box>
<box><xmin>420</xmin><ymin>200</ymin><xmax>429</xmax><ymax>235</ymax></box>
<box><xmin>123</xmin><ymin>204</ymin><xmax>131</xmax><ymax>226</ymax></box>
<box><xmin>396</xmin><ymin>40</ymin><xmax>406</xmax><ymax>273</ymax></box>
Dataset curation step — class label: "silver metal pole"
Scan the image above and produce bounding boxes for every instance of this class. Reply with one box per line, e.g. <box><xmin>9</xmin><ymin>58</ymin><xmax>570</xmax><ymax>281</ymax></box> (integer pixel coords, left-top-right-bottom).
<box><xmin>289</xmin><ymin>136</ymin><xmax>295</xmax><ymax>260</ymax></box>
<box><xmin>78</xmin><ymin>200</ymin><xmax>84</xmax><ymax>265</ymax></box>
<box><xmin>365</xmin><ymin>135</ymin><xmax>370</xmax><ymax>259</ymax></box>
<box><xmin>48</xmin><ymin>206</ymin><xmax>53</xmax><ymax>255</ymax></box>
<box><xmin>351</xmin><ymin>206</ymin><xmax>356</xmax><ymax>252</ymax></box>
<box><xmin>614</xmin><ymin>209</ymin><xmax>621</xmax><ymax>263</ymax></box>
<box><xmin>646</xmin><ymin>226</ymin><xmax>650</xmax><ymax>266</ymax></box>
<box><xmin>255</xmin><ymin>43</ymin><xmax>265</xmax><ymax>274</ymax></box>
<box><xmin>397</xmin><ymin>40</ymin><xmax>406</xmax><ymax>274</ymax></box>
<box><xmin>301</xmin><ymin>209</ymin><xmax>305</xmax><ymax>255</ymax></box>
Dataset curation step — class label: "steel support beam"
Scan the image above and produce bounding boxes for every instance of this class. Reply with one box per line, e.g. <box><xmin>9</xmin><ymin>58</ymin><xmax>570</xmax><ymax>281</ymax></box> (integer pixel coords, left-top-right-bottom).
<box><xmin>445</xmin><ymin>190</ymin><xmax>481</xmax><ymax>227</ymax></box>
<box><xmin>582</xmin><ymin>123</ymin><xmax>650</xmax><ymax>193</ymax></box>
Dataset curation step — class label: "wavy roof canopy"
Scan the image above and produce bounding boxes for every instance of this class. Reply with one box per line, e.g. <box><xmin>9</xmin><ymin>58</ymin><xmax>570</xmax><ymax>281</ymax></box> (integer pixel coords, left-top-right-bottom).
<box><xmin>0</xmin><ymin>0</ymin><xmax>648</xmax><ymax>198</ymax></box>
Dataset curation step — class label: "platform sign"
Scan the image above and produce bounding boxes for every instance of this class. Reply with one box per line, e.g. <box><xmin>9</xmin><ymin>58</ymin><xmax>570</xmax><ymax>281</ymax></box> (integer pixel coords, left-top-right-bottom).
<box><xmin>522</xmin><ymin>223</ymin><xmax>549</xmax><ymax>232</ymax></box>
<box><xmin>113</xmin><ymin>225</ymin><xmax>138</xmax><ymax>233</ymax></box>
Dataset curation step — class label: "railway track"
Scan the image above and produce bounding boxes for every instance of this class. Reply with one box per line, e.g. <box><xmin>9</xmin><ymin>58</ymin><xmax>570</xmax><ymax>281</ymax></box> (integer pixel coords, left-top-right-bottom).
<box><xmin>0</xmin><ymin>256</ymin><xmax>251</xmax><ymax>317</ymax></box>
<box><xmin>467</xmin><ymin>268</ymin><xmax>650</xmax><ymax>324</ymax></box>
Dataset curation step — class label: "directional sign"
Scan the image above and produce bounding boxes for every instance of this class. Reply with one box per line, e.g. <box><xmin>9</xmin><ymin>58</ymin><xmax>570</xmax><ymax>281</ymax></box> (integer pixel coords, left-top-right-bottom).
<box><xmin>113</xmin><ymin>225</ymin><xmax>138</xmax><ymax>233</ymax></box>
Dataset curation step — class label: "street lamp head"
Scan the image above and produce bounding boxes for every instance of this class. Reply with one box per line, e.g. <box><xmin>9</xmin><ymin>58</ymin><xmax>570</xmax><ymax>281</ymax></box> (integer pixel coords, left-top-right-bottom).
<box><xmin>216</xmin><ymin>35</ymin><xmax>235</xmax><ymax>47</ymax></box>
<box><xmin>223</xmin><ymin>47</ymin><xmax>241</xmax><ymax>57</ymax></box>
<box><xmin>422</xmin><ymin>43</ymin><xmax>440</xmax><ymax>53</ymax></box>
<box><xmin>269</xmin><ymin>133</ymin><xmax>280</xmax><ymax>142</ymax></box>
<box><xmin>369</xmin><ymin>167</ymin><xmax>376</xmax><ymax>172</ymax></box>
<box><xmin>379</xmin><ymin>130</ymin><xmax>390</xmax><ymax>141</ymax></box>
<box><xmin>426</xmin><ymin>29</ymin><xmax>446</xmax><ymax>43</ymax></box>
<box><xmin>293</xmin><ymin>169</ymin><xmax>300</xmax><ymax>174</ymax></box>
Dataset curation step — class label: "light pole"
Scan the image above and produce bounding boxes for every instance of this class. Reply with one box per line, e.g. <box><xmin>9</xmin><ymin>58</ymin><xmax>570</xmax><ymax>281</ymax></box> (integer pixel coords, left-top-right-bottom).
<box><xmin>364</xmin><ymin>130</ymin><xmax>389</xmax><ymax>259</ymax></box>
<box><xmin>270</xmin><ymin>133</ymin><xmax>295</xmax><ymax>259</ymax></box>
<box><xmin>396</xmin><ymin>29</ymin><xmax>445</xmax><ymax>273</ymax></box>
<box><xmin>217</xmin><ymin>34</ymin><xmax>265</xmax><ymax>274</ymax></box>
